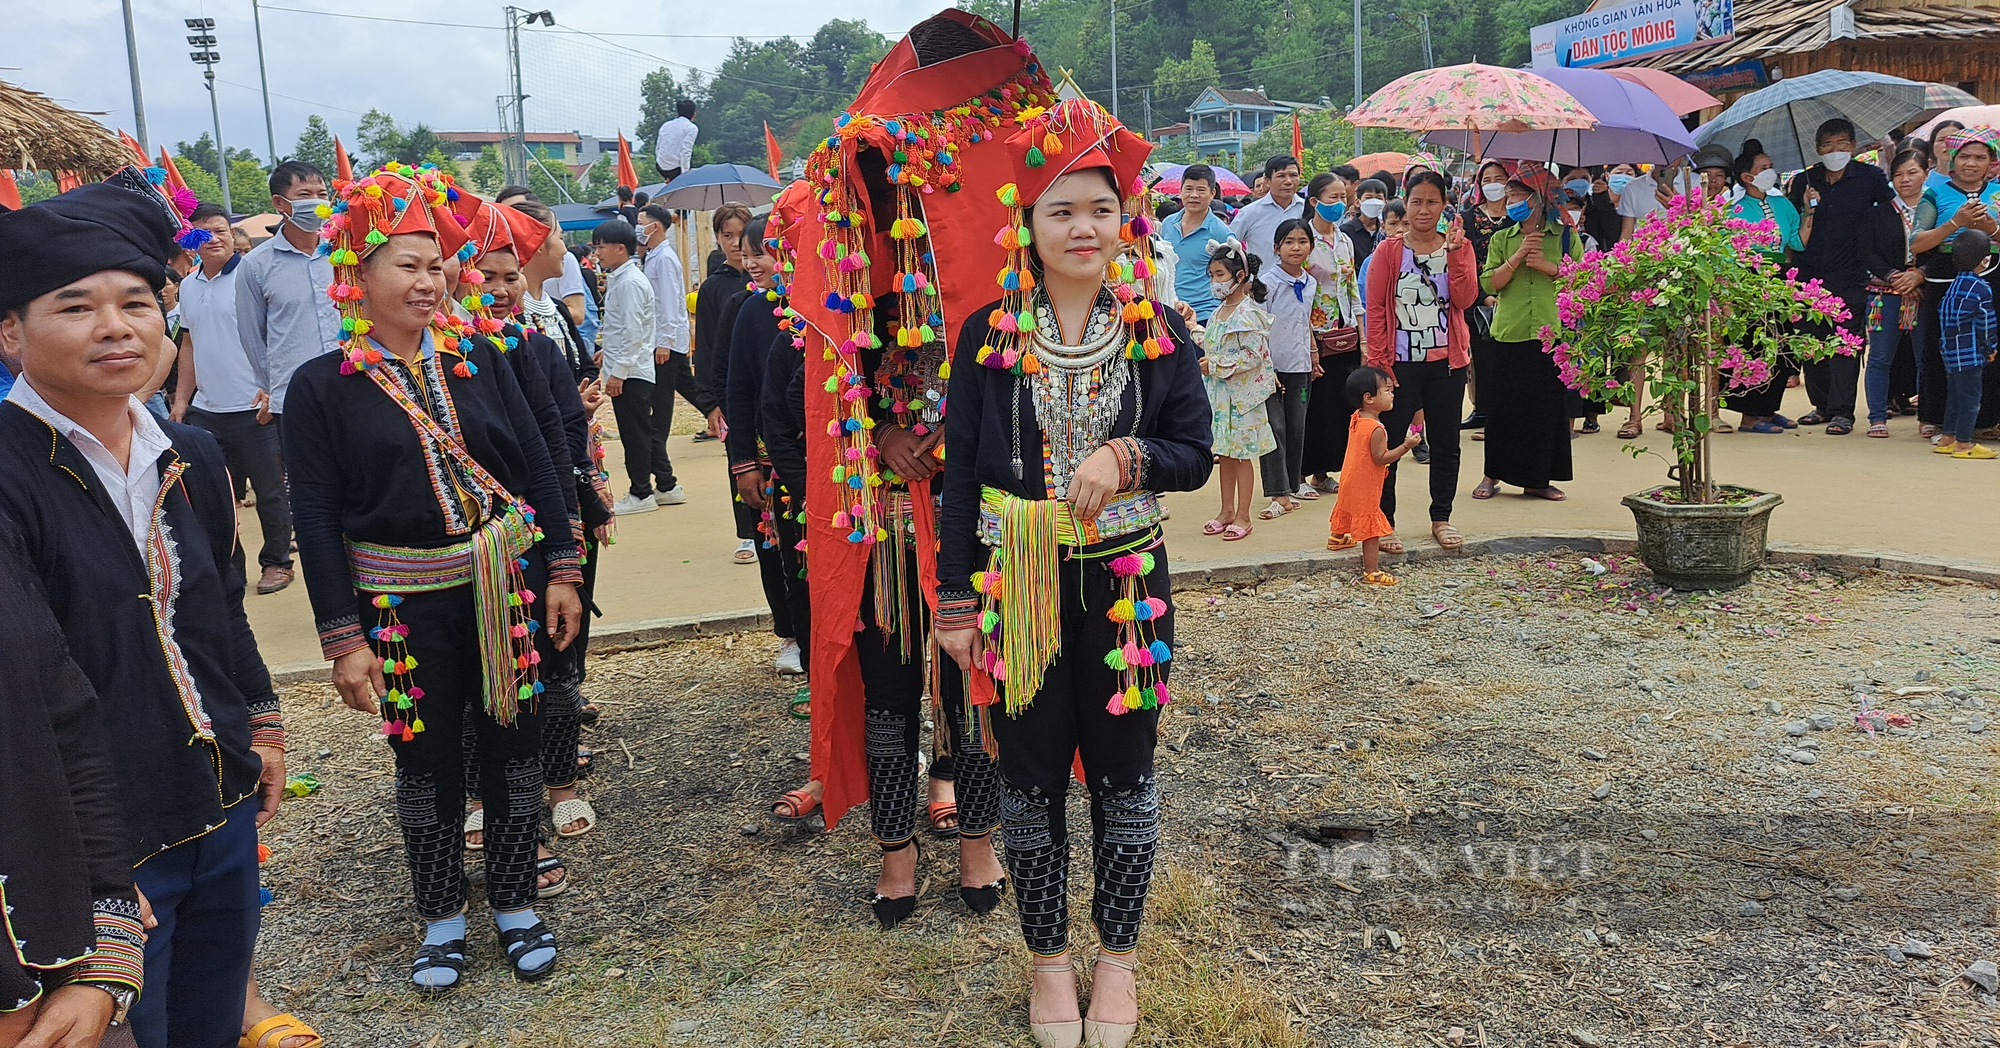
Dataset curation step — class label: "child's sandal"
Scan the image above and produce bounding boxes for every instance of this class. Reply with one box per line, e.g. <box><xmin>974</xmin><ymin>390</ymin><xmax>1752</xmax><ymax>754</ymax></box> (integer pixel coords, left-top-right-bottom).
<box><xmin>1360</xmin><ymin>570</ymin><xmax>1398</xmax><ymax>587</ymax></box>
<box><xmin>1326</xmin><ymin>534</ymin><xmax>1358</xmax><ymax>551</ymax></box>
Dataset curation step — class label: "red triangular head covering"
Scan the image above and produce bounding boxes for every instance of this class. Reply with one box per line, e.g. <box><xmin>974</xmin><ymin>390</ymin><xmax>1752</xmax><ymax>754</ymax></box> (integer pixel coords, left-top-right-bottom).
<box><xmin>461</xmin><ymin>197</ymin><xmax>552</xmax><ymax>263</ymax></box>
<box><xmin>1006</xmin><ymin>98</ymin><xmax>1153</xmax><ymax>207</ymax></box>
<box><xmin>324</xmin><ymin>162</ymin><xmax>471</xmax><ymax>265</ymax></box>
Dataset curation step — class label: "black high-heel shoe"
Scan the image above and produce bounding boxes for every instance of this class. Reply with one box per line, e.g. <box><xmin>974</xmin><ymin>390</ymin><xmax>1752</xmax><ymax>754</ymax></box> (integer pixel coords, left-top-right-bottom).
<box><xmin>872</xmin><ymin>839</ymin><xmax>918</xmax><ymax>929</ymax></box>
<box><xmin>960</xmin><ymin>877</ymin><xmax>1007</xmax><ymax>915</ymax></box>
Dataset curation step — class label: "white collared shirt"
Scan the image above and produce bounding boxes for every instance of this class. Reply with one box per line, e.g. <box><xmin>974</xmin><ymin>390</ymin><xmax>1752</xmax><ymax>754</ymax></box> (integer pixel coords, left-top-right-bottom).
<box><xmin>598</xmin><ymin>259</ymin><xmax>656</xmax><ymax>383</ymax></box>
<box><xmin>642</xmin><ymin>246</ymin><xmax>691</xmax><ymax>353</ymax></box>
<box><xmin>6</xmin><ymin>377</ymin><xmax>174</xmax><ymax>556</ymax></box>
<box><xmin>654</xmin><ymin>117</ymin><xmax>697</xmax><ymax>174</ymax></box>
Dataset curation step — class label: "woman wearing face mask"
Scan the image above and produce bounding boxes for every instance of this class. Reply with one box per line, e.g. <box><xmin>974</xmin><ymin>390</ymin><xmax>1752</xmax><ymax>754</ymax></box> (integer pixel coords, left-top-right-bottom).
<box><xmin>1361</xmin><ymin>169</ymin><xmax>1478</xmax><ymax>552</ymax></box>
<box><xmin>1300</xmin><ymin>172</ymin><xmax>1364</xmax><ymax>494</ymax></box>
<box><xmin>1457</xmin><ymin>161</ymin><xmax>1513</xmax><ymax>434</ymax></box>
<box><xmin>1472</xmin><ymin>173</ymin><xmax>1580</xmax><ymax>503</ymax></box>
<box><xmin>935</xmin><ymin>99</ymin><xmax>1211</xmax><ymax>1048</ymax></box>
<box><xmin>1912</xmin><ymin>127</ymin><xmax>2000</xmax><ymax>441</ymax></box>
<box><xmin>1722</xmin><ymin>140</ymin><xmax>1809</xmax><ymax>434</ymax></box>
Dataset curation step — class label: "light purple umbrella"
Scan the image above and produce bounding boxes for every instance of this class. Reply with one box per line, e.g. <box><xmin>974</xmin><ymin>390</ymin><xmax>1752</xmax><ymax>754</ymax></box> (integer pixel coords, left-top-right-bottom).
<box><xmin>1422</xmin><ymin>66</ymin><xmax>1697</xmax><ymax>167</ymax></box>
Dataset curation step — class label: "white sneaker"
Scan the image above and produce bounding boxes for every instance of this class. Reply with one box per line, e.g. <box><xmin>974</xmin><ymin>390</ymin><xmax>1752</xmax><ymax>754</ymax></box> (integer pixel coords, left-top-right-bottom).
<box><xmin>774</xmin><ymin>639</ymin><xmax>804</xmax><ymax>675</ymax></box>
<box><xmin>654</xmin><ymin>483</ymin><xmax>688</xmax><ymax>506</ymax></box>
<box><xmin>612</xmin><ymin>493</ymin><xmax>659</xmax><ymax>516</ymax></box>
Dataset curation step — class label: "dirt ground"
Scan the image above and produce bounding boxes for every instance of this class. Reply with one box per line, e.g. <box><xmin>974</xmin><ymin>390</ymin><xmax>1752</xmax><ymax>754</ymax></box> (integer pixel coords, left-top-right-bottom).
<box><xmin>253</xmin><ymin>550</ymin><xmax>2000</xmax><ymax>1047</ymax></box>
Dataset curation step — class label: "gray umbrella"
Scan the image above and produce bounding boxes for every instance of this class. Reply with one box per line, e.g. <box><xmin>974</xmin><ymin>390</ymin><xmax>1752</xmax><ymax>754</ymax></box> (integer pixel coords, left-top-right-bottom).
<box><xmin>649</xmin><ymin>163</ymin><xmax>783</xmax><ymax>211</ymax></box>
<box><xmin>1694</xmin><ymin>70</ymin><xmax>1979</xmax><ymax>170</ymax></box>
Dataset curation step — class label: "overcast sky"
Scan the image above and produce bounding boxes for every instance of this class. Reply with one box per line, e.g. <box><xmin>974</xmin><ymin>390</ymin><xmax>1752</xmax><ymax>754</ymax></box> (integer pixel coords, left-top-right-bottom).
<box><xmin>9</xmin><ymin>0</ymin><xmax>947</xmax><ymax>158</ymax></box>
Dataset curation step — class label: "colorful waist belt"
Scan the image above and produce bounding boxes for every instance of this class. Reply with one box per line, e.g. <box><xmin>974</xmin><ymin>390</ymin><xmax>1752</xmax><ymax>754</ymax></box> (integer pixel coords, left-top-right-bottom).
<box><xmin>976</xmin><ymin>488</ymin><xmax>1163</xmax><ymax>549</ymax></box>
<box><xmin>973</xmin><ymin>486</ymin><xmax>1163</xmax><ymax>712</ymax></box>
<box><xmin>345</xmin><ymin>507</ymin><xmax>543</xmax><ymax>731</ymax></box>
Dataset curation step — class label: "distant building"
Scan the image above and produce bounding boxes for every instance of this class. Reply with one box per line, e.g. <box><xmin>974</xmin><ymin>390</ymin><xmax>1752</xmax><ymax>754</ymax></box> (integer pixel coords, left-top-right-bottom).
<box><xmin>1185</xmin><ymin>88</ymin><xmax>1306</xmax><ymax>165</ymax></box>
<box><xmin>437</xmin><ymin>131</ymin><xmax>584</xmax><ymax>166</ymax></box>
<box><xmin>1151</xmin><ymin>121</ymin><xmax>1191</xmax><ymax>148</ymax></box>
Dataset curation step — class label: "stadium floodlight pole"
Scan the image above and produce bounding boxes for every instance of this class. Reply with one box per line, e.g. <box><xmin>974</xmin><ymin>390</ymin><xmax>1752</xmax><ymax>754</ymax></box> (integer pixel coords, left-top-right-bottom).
<box><xmin>1352</xmin><ymin>0</ymin><xmax>1363</xmax><ymax>155</ymax></box>
<box><xmin>1108</xmin><ymin>0</ymin><xmax>1119</xmax><ymax>119</ymax></box>
<box><xmin>188</xmin><ymin>18</ymin><xmax>231</xmax><ymax>214</ymax></box>
<box><xmin>252</xmin><ymin>0</ymin><xmax>278</xmax><ymax>165</ymax></box>
<box><xmin>122</xmin><ymin>0</ymin><xmax>150</xmax><ymax>150</ymax></box>
<box><xmin>504</xmin><ymin>8</ymin><xmax>556</xmax><ymax>186</ymax></box>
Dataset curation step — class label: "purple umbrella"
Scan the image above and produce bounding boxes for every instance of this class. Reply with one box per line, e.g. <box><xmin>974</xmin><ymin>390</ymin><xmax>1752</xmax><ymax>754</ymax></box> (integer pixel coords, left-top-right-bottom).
<box><xmin>1422</xmin><ymin>66</ymin><xmax>1696</xmax><ymax>167</ymax></box>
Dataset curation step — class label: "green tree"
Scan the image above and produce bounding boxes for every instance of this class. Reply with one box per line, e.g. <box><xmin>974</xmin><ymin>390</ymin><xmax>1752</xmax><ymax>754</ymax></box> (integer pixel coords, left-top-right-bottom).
<box><xmin>355</xmin><ymin>108</ymin><xmax>402</xmax><ymax>169</ymax></box>
<box><xmin>228</xmin><ymin>158</ymin><xmax>272</xmax><ymax>211</ymax></box>
<box><xmin>1242</xmin><ymin>109</ymin><xmax>1416</xmax><ymax>172</ymax></box>
<box><xmin>14</xmin><ymin>170</ymin><xmax>60</xmax><ymax>205</ymax></box>
<box><xmin>470</xmin><ymin>145</ymin><xmax>507</xmax><ymax>194</ymax></box>
<box><xmin>292</xmin><ymin>115</ymin><xmax>337</xmax><ymax>175</ymax></box>
<box><xmin>526</xmin><ymin>157</ymin><xmax>574</xmax><ymax>204</ymax></box>
<box><xmin>1151</xmin><ymin>39</ymin><xmax>1219</xmax><ymax>118</ymax></box>
<box><xmin>173</xmin><ymin>154</ymin><xmax>225</xmax><ymax>207</ymax></box>
<box><xmin>582</xmin><ymin>157</ymin><xmax>622</xmax><ymax>205</ymax></box>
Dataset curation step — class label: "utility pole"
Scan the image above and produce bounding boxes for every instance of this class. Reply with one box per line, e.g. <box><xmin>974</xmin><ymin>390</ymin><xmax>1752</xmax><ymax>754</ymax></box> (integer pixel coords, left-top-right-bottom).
<box><xmin>121</xmin><ymin>0</ymin><xmax>149</xmax><ymax>151</ymax></box>
<box><xmin>1142</xmin><ymin>87</ymin><xmax>1152</xmax><ymax>139</ymax></box>
<box><xmin>504</xmin><ymin>8</ymin><xmax>555</xmax><ymax>186</ymax></box>
<box><xmin>1419</xmin><ymin>13</ymin><xmax>1435</xmax><ymax>68</ymax></box>
<box><xmin>1352</xmin><ymin>0</ymin><xmax>1363</xmax><ymax>155</ymax></box>
<box><xmin>1108</xmin><ymin>0</ymin><xmax>1119</xmax><ymax>119</ymax></box>
<box><xmin>252</xmin><ymin>0</ymin><xmax>278</xmax><ymax>165</ymax></box>
<box><xmin>187</xmin><ymin>18</ymin><xmax>231</xmax><ymax>213</ymax></box>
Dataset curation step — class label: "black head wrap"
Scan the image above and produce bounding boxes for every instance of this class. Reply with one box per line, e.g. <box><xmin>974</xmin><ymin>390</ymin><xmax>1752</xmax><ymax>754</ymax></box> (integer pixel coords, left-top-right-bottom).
<box><xmin>0</xmin><ymin>176</ymin><xmax>181</xmax><ymax>313</ymax></box>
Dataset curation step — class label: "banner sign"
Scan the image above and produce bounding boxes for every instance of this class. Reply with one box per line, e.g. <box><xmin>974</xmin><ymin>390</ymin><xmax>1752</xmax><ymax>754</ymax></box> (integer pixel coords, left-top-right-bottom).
<box><xmin>1531</xmin><ymin>0</ymin><xmax>1735</xmax><ymax>69</ymax></box>
<box><xmin>1681</xmin><ymin>58</ymin><xmax>1768</xmax><ymax>95</ymax></box>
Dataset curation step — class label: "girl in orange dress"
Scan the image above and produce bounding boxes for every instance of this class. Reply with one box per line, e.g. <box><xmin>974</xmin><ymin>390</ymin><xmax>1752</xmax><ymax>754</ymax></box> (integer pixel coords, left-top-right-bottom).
<box><xmin>1326</xmin><ymin>366</ymin><xmax>1423</xmax><ymax>585</ymax></box>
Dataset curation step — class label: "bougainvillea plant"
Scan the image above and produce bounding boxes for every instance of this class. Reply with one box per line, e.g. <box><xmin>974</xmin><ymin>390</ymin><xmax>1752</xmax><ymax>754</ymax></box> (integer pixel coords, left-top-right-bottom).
<box><xmin>1540</xmin><ymin>191</ymin><xmax>1861</xmax><ymax>504</ymax></box>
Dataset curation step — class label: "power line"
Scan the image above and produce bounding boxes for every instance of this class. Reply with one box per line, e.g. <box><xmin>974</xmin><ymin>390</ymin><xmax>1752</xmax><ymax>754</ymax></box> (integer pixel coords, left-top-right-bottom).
<box><xmin>258</xmin><ymin>5</ymin><xmax>843</xmax><ymax>40</ymax></box>
<box><xmin>216</xmin><ymin>77</ymin><xmax>373</xmax><ymax>118</ymax></box>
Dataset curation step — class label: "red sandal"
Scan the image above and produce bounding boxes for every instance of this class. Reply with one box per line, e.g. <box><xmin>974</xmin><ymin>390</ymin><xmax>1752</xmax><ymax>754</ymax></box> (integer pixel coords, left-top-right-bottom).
<box><xmin>769</xmin><ymin>788</ymin><xmax>822</xmax><ymax>825</ymax></box>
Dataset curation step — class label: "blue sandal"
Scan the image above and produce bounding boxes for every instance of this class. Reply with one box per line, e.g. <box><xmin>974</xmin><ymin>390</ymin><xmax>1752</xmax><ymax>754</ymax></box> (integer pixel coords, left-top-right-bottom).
<box><xmin>1741</xmin><ymin>420</ymin><xmax>1785</xmax><ymax>434</ymax></box>
<box><xmin>410</xmin><ymin>939</ymin><xmax>466</xmax><ymax>994</ymax></box>
<box><xmin>497</xmin><ymin>920</ymin><xmax>559</xmax><ymax>982</ymax></box>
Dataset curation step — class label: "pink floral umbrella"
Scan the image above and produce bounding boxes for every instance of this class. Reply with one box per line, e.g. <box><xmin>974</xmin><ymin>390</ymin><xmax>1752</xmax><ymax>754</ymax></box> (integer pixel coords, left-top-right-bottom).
<box><xmin>1349</xmin><ymin>62</ymin><xmax>1598</xmax><ymax>135</ymax></box>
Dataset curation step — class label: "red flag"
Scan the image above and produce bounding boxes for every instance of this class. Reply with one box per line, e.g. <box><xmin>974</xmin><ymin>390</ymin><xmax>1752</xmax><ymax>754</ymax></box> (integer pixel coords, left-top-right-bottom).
<box><xmin>1291</xmin><ymin>112</ymin><xmax>1305</xmax><ymax>164</ymax></box>
<box><xmin>614</xmin><ymin>133</ymin><xmax>639</xmax><ymax>191</ymax></box>
<box><xmin>56</xmin><ymin>171</ymin><xmax>82</xmax><ymax>192</ymax></box>
<box><xmin>157</xmin><ymin>148</ymin><xmax>191</xmax><ymax>194</ymax></box>
<box><xmin>117</xmin><ymin>130</ymin><xmax>151</xmax><ymax>167</ymax></box>
<box><xmin>764</xmin><ymin>122</ymin><xmax>783</xmax><ymax>182</ymax></box>
<box><xmin>0</xmin><ymin>171</ymin><xmax>20</xmax><ymax>211</ymax></box>
<box><xmin>333</xmin><ymin>136</ymin><xmax>354</xmax><ymax>182</ymax></box>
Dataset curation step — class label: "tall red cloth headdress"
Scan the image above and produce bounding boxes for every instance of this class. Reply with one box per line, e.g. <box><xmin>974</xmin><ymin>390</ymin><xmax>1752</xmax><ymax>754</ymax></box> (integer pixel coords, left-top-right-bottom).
<box><xmin>782</xmin><ymin>9</ymin><xmax>1059</xmax><ymax>829</ymax></box>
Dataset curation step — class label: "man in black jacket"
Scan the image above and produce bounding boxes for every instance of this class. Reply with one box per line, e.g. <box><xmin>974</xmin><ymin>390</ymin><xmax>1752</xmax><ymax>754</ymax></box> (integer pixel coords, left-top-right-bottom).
<box><xmin>0</xmin><ymin>180</ymin><xmax>284</xmax><ymax>1048</ymax></box>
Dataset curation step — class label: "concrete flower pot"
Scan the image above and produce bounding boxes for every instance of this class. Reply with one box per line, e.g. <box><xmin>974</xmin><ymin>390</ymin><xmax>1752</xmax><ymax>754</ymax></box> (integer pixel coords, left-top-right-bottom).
<box><xmin>1621</xmin><ymin>487</ymin><xmax>1783</xmax><ymax>592</ymax></box>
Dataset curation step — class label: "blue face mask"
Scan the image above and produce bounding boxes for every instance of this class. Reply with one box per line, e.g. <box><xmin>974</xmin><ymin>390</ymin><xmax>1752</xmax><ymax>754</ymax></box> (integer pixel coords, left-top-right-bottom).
<box><xmin>1607</xmin><ymin>173</ymin><xmax>1633</xmax><ymax>193</ymax></box>
<box><xmin>1314</xmin><ymin>200</ymin><xmax>1347</xmax><ymax>223</ymax></box>
<box><xmin>1505</xmin><ymin>200</ymin><xmax>1536</xmax><ymax>223</ymax></box>
<box><xmin>1565</xmin><ymin>179</ymin><xmax>1592</xmax><ymax>198</ymax></box>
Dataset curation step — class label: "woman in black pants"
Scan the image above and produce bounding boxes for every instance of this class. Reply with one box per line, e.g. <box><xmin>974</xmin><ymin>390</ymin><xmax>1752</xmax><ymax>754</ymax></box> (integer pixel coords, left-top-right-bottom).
<box><xmin>1359</xmin><ymin>170</ymin><xmax>1481</xmax><ymax>552</ymax></box>
<box><xmin>934</xmin><ymin>100</ymin><xmax>1213</xmax><ymax>1048</ymax></box>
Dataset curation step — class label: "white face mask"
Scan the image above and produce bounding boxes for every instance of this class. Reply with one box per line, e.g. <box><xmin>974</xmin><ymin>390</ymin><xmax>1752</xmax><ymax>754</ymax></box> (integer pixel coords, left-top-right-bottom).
<box><xmin>639</xmin><ymin>224</ymin><xmax>656</xmax><ymax>246</ymax></box>
<box><xmin>1821</xmin><ymin>150</ymin><xmax>1853</xmax><ymax>172</ymax></box>
<box><xmin>1359</xmin><ymin>198</ymin><xmax>1387</xmax><ymax>220</ymax></box>
<box><xmin>1480</xmin><ymin>182</ymin><xmax>1506</xmax><ymax>202</ymax></box>
<box><xmin>1752</xmin><ymin>168</ymin><xmax>1779</xmax><ymax>191</ymax></box>
<box><xmin>1209</xmin><ymin>279</ymin><xmax>1237</xmax><ymax>300</ymax></box>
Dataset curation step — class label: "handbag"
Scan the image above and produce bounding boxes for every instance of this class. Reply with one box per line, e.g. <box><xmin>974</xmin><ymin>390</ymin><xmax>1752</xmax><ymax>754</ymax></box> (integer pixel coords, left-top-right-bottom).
<box><xmin>1314</xmin><ymin>325</ymin><xmax>1360</xmax><ymax>357</ymax></box>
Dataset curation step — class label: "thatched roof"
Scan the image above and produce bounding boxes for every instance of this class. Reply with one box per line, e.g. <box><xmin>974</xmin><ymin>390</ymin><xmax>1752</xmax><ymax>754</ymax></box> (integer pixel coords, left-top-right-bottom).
<box><xmin>1626</xmin><ymin>0</ymin><xmax>2000</xmax><ymax>73</ymax></box>
<box><xmin>0</xmin><ymin>78</ymin><xmax>131</xmax><ymax>175</ymax></box>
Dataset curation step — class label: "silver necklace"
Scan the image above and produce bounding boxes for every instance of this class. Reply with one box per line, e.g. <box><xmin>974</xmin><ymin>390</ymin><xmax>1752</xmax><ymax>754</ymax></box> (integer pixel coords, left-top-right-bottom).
<box><xmin>1027</xmin><ymin>288</ymin><xmax>1129</xmax><ymax>498</ymax></box>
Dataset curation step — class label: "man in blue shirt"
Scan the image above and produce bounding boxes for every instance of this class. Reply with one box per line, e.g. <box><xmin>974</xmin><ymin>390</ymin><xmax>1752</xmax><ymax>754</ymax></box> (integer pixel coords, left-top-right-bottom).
<box><xmin>1166</xmin><ymin>164</ymin><xmax>1235</xmax><ymax>322</ymax></box>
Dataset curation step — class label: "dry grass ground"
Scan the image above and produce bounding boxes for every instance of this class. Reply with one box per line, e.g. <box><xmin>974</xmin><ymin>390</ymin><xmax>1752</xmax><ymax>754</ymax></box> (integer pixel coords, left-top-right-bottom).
<box><xmin>254</xmin><ymin>551</ymin><xmax>2000</xmax><ymax>1047</ymax></box>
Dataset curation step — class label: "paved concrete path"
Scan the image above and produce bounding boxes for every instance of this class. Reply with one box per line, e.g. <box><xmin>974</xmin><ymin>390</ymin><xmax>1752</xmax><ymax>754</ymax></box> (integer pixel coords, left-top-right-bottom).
<box><xmin>243</xmin><ymin>388</ymin><xmax>1996</xmax><ymax>671</ymax></box>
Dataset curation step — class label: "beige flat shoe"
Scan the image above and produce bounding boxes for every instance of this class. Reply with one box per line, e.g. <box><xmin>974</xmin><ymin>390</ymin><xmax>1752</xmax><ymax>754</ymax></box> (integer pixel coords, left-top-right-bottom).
<box><xmin>1083</xmin><ymin>950</ymin><xmax>1139</xmax><ymax>1048</ymax></box>
<box><xmin>1030</xmin><ymin>959</ymin><xmax>1083</xmax><ymax>1048</ymax></box>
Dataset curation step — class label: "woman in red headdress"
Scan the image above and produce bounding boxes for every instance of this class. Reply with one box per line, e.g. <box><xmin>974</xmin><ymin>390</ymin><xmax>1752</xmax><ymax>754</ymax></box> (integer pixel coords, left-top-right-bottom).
<box><xmin>931</xmin><ymin>99</ymin><xmax>1213</xmax><ymax>1048</ymax></box>
<box><xmin>282</xmin><ymin>164</ymin><xmax>583</xmax><ymax>989</ymax></box>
